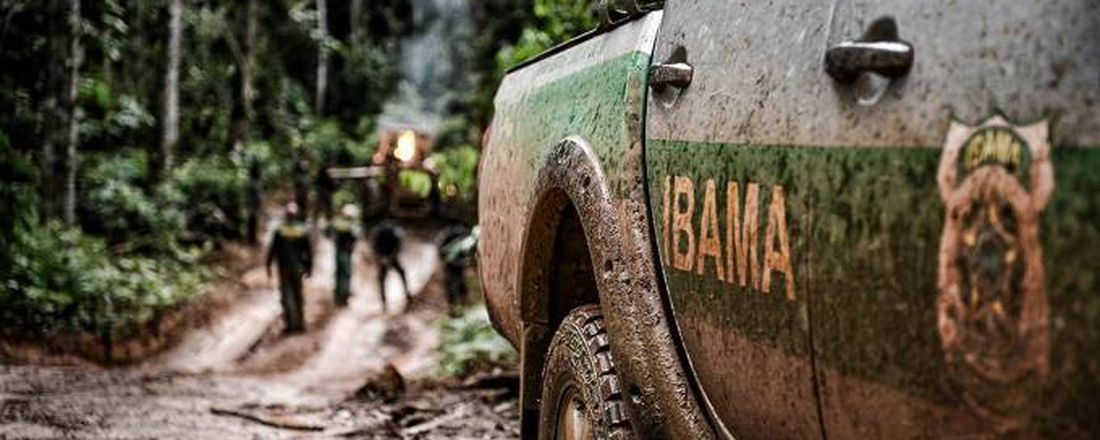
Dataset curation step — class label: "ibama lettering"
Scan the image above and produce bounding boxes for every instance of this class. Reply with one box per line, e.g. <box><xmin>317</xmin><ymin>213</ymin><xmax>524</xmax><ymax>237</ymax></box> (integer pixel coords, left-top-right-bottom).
<box><xmin>661</xmin><ymin>175</ymin><xmax>795</xmax><ymax>302</ymax></box>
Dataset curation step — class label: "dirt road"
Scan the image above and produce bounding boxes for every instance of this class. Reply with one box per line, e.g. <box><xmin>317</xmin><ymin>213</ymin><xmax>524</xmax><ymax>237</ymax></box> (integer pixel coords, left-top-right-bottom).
<box><xmin>0</xmin><ymin>225</ymin><xmax>519</xmax><ymax>439</ymax></box>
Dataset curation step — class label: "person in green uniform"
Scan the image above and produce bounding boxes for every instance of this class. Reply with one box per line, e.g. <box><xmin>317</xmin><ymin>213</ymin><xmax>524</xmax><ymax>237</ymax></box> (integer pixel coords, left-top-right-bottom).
<box><xmin>326</xmin><ymin>204</ymin><xmax>360</xmax><ymax>307</ymax></box>
<box><xmin>266</xmin><ymin>202</ymin><xmax>312</xmax><ymax>333</ymax></box>
<box><xmin>438</xmin><ymin>224</ymin><xmax>479</xmax><ymax>312</ymax></box>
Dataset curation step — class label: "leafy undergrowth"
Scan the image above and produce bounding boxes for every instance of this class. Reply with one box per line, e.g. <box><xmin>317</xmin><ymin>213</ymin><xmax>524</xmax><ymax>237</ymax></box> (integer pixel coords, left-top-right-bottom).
<box><xmin>0</xmin><ymin>144</ymin><xmax>210</xmax><ymax>337</ymax></box>
<box><xmin>2</xmin><ymin>222</ymin><xmax>206</xmax><ymax>335</ymax></box>
<box><xmin>436</xmin><ymin>303</ymin><xmax>517</xmax><ymax>378</ymax></box>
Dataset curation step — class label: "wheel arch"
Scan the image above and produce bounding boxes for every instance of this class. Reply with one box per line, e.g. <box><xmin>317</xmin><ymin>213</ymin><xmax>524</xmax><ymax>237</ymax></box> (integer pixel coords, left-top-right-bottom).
<box><xmin>518</xmin><ymin>137</ymin><xmax>608</xmax><ymax>329</ymax></box>
<box><xmin>515</xmin><ymin>136</ymin><xmax>610</xmax><ymax>435</ymax></box>
<box><xmin>515</xmin><ymin>136</ymin><xmax>716</xmax><ymax>439</ymax></box>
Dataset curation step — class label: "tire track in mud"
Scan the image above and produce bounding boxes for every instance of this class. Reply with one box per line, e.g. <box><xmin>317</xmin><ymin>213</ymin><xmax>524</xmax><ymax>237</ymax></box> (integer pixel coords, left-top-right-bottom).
<box><xmin>152</xmin><ymin>228</ymin><xmax>441</xmax><ymax>394</ymax></box>
<box><xmin>148</xmin><ymin>215</ymin><xmax>288</xmax><ymax>375</ymax></box>
<box><xmin>269</xmin><ymin>234</ymin><xmax>442</xmax><ymax>404</ymax></box>
<box><xmin>2</xmin><ymin>227</ymin><xmax>455</xmax><ymax>438</ymax></box>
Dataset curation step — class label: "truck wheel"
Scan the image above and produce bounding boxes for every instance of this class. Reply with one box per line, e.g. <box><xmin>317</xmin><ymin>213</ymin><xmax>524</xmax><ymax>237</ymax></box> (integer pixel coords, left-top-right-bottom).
<box><xmin>538</xmin><ymin>305</ymin><xmax>632</xmax><ymax>440</ymax></box>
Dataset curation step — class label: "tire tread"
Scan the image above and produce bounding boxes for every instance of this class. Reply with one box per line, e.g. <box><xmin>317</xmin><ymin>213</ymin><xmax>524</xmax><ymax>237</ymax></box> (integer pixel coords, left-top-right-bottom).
<box><xmin>554</xmin><ymin>305</ymin><xmax>632</xmax><ymax>437</ymax></box>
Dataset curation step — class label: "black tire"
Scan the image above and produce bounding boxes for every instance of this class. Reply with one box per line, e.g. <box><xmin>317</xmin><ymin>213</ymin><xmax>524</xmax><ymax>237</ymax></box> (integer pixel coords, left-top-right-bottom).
<box><xmin>538</xmin><ymin>305</ymin><xmax>632</xmax><ymax>440</ymax></box>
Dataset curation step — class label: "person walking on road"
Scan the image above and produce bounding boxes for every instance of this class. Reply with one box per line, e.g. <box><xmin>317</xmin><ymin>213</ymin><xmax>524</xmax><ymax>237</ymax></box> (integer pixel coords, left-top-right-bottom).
<box><xmin>314</xmin><ymin>160</ymin><xmax>335</xmax><ymax>221</ymax></box>
<box><xmin>438</xmin><ymin>224</ymin><xmax>478</xmax><ymax>311</ymax></box>
<box><xmin>370</xmin><ymin>220</ymin><xmax>410</xmax><ymax>312</ymax></box>
<box><xmin>326</xmin><ymin>204</ymin><xmax>360</xmax><ymax>307</ymax></box>
<box><xmin>267</xmin><ymin>202</ymin><xmax>312</xmax><ymax>333</ymax></box>
<box><xmin>292</xmin><ymin>154</ymin><xmax>311</xmax><ymax>216</ymax></box>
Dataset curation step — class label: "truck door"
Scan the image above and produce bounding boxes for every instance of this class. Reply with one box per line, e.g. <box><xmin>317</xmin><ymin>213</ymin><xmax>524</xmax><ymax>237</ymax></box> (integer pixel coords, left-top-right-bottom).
<box><xmin>644</xmin><ymin>1</ymin><xmax>833</xmax><ymax>438</ymax></box>
<box><xmin>809</xmin><ymin>1</ymin><xmax>1100</xmax><ymax>438</ymax></box>
<box><xmin>647</xmin><ymin>0</ymin><xmax>1099</xmax><ymax>438</ymax></box>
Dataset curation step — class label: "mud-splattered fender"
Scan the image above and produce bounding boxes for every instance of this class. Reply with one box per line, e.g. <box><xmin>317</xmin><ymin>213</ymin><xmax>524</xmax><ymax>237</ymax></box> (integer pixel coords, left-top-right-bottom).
<box><xmin>516</xmin><ymin>136</ymin><xmax>715</xmax><ymax>439</ymax></box>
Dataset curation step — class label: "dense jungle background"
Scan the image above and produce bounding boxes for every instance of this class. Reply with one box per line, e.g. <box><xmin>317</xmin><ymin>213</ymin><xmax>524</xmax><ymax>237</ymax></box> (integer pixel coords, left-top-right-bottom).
<box><xmin>0</xmin><ymin>0</ymin><xmax>594</xmax><ymax>338</ymax></box>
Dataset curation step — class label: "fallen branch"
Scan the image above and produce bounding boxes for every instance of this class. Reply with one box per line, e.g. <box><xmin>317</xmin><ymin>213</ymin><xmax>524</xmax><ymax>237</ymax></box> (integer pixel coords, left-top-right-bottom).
<box><xmin>210</xmin><ymin>406</ymin><xmax>326</xmax><ymax>432</ymax></box>
<box><xmin>402</xmin><ymin>406</ymin><xmax>468</xmax><ymax>436</ymax></box>
<box><xmin>461</xmin><ymin>371</ymin><xmax>519</xmax><ymax>391</ymax></box>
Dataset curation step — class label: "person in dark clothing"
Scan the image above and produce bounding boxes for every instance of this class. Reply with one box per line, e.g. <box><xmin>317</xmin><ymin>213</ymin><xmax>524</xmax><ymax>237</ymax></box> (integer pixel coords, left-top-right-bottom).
<box><xmin>326</xmin><ymin>204</ymin><xmax>360</xmax><ymax>307</ymax></box>
<box><xmin>370</xmin><ymin>221</ymin><xmax>409</xmax><ymax>312</ymax></box>
<box><xmin>292</xmin><ymin>155</ymin><xmax>310</xmax><ymax>216</ymax></box>
<box><xmin>438</xmin><ymin>224</ymin><xmax>477</xmax><ymax>310</ymax></box>
<box><xmin>267</xmin><ymin>203</ymin><xmax>312</xmax><ymax>333</ymax></box>
<box><xmin>246</xmin><ymin>156</ymin><xmax>263</xmax><ymax>246</ymax></box>
<box><xmin>428</xmin><ymin>176</ymin><xmax>442</xmax><ymax>217</ymax></box>
<box><xmin>314</xmin><ymin>162</ymin><xmax>335</xmax><ymax>220</ymax></box>
<box><xmin>381</xmin><ymin>158</ymin><xmax>399</xmax><ymax>215</ymax></box>
<box><xmin>361</xmin><ymin>176</ymin><xmax>382</xmax><ymax>224</ymax></box>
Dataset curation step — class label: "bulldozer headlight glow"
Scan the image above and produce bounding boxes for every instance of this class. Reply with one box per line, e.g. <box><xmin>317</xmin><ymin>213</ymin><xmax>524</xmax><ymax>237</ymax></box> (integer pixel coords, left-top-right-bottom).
<box><xmin>395</xmin><ymin>130</ymin><xmax>417</xmax><ymax>163</ymax></box>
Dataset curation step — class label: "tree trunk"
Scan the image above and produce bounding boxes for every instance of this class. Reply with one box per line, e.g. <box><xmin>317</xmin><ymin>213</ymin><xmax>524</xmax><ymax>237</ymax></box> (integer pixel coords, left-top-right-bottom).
<box><xmin>314</xmin><ymin>0</ymin><xmax>328</xmax><ymax>116</ymax></box>
<box><xmin>40</xmin><ymin>105</ymin><xmax>59</xmax><ymax>223</ymax></box>
<box><xmin>62</xmin><ymin>0</ymin><xmax>83</xmax><ymax>225</ymax></box>
<box><xmin>160</xmin><ymin>0</ymin><xmax>182</xmax><ymax>176</ymax></box>
<box><xmin>231</xmin><ymin>0</ymin><xmax>256</xmax><ymax>153</ymax></box>
<box><xmin>350</xmin><ymin>0</ymin><xmax>362</xmax><ymax>53</ymax></box>
<box><xmin>39</xmin><ymin>2</ymin><xmax>66</xmax><ymax>223</ymax></box>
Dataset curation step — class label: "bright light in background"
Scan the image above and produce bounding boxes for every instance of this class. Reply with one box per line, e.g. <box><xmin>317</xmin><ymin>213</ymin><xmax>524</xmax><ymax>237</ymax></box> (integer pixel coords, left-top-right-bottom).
<box><xmin>394</xmin><ymin>130</ymin><xmax>417</xmax><ymax>163</ymax></box>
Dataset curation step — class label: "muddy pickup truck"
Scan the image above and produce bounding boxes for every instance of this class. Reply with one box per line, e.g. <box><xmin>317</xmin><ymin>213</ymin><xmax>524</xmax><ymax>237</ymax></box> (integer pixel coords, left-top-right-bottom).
<box><xmin>478</xmin><ymin>1</ymin><xmax>1099</xmax><ymax>438</ymax></box>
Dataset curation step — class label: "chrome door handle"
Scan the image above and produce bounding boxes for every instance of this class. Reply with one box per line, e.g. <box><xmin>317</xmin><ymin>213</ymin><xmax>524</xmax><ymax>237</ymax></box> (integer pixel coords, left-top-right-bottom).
<box><xmin>825</xmin><ymin>17</ymin><xmax>914</xmax><ymax>83</ymax></box>
<box><xmin>825</xmin><ymin>41</ymin><xmax>913</xmax><ymax>83</ymax></box>
<box><xmin>649</xmin><ymin>62</ymin><xmax>693</xmax><ymax>89</ymax></box>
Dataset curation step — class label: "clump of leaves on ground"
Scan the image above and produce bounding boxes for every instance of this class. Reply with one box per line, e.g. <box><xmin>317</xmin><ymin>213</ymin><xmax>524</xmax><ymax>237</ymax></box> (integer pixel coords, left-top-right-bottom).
<box><xmin>436</xmin><ymin>303</ymin><xmax>517</xmax><ymax>377</ymax></box>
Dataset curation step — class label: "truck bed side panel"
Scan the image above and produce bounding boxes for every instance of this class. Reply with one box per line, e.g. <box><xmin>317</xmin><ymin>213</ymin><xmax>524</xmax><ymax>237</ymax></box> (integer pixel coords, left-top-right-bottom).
<box><xmin>478</xmin><ymin>14</ymin><xmax>662</xmax><ymax>345</ymax></box>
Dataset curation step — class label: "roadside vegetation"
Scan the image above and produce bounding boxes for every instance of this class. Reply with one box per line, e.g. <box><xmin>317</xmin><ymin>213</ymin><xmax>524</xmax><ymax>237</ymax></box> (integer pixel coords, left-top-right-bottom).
<box><xmin>436</xmin><ymin>304</ymin><xmax>518</xmax><ymax>377</ymax></box>
<box><xmin>0</xmin><ymin>0</ymin><xmax>594</xmax><ymax>348</ymax></box>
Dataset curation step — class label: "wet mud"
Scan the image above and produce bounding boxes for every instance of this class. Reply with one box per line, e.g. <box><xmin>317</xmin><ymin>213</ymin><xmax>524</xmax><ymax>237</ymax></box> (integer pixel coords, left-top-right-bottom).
<box><xmin>0</xmin><ymin>226</ymin><xmax>518</xmax><ymax>439</ymax></box>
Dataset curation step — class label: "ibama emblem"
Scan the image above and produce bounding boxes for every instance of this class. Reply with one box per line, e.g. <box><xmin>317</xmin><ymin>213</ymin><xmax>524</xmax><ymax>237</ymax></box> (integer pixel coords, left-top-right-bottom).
<box><xmin>936</xmin><ymin>115</ymin><xmax>1052</xmax><ymax>430</ymax></box>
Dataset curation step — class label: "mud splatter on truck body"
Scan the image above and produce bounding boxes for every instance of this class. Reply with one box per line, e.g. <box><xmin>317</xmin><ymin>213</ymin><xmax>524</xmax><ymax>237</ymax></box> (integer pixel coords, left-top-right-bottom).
<box><xmin>479</xmin><ymin>0</ymin><xmax>1100</xmax><ymax>438</ymax></box>
<box><xmin>479</xmin><ymin>11</ymin><xmax>714</xmax><ymax>438</ymax></box>
<box><xmin>647</xmin><ymin>0</ymin><xmax>1099</xmax><ymax>438</ymax></box>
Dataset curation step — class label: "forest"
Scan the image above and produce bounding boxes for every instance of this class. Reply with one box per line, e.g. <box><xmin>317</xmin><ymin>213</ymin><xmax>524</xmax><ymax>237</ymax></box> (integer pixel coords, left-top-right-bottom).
<box><xmin>0</xmin><ymin>0</ymin><xmax>594</xmax><ymax>341</ymax></box>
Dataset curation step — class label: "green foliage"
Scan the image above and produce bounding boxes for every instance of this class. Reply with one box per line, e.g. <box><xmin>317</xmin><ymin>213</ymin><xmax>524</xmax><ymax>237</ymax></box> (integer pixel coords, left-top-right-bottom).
<box><xmin>80</xmin><ymin>150</ymin><xmax>254</xmax><ymax>250</ymax></box>
<box><xmin>177</xmin><ymin>2</ymin><xmax>239</xmax><ymax>155</ymax></box>
<box><xmin>168</xmin><ymin>156</ymin><xmax>248</xmax><ymax>243</ymax></box>
<box><xmin>332</xmin><ymin>44</ymin><xmax>400</xmax><ymax>131</ymax></box>
<box><xmin>298</xmin><ymin>120</ymin><xmax>373</xmax><ymax>165</ymax></box>
<box><xmin>2</xmin><ymin>222</ymin><xmax>202</xmax><ymax>332</ymax></box>
<box><xmin>436</xmin><ymin>303</ymin><xmax>518</xmax><ymax>377</ymax></box>
<box><xmin>1</xmin><ymin>0</ymin><xmax>539</xmax><ymax>337</ymax></box>
<box><xmin>332</xmin><ymin>187</ymin><xmax>359</xmax><ymax>211</ymax></box>
<box><xmin>288</xmin><ymin>1</ymin><xmax>339</xmax><ymax>52</ymax></box>
<box><xmin>82</xmin><ymin>150</ymin><xmax>185</xmax><ymax>251</ymax></box>
<box><xmin>0</xmin><ymin>0</ymin><xmax>425</xmax><ymax>340</ymax></box>
<box><xmin>86</xmin><ymin>0</ymin><xmax>128</xmax><ymax>64</ymax></box>
<box><xmin>465</xmin><ymin>0</ymin><xmax>599</xmax><ymax>137</ymax></box>
<box><xmin>75</xmin><ymin>88</ymin><xmax>159</xmax><ymax>150</ymax></box>
<box><xmin>398</xmin><ymin>170</ymin><xmax>434</xmax><ymax>198</ymax></box>
<box><xmin>0</xmin><ymin>134</ymin><xmax>38</xmax><ymax>272</ymax></box>
<box><xmin>2</xmin><ymin>141</ymin><xmax>202</xmax><ymax>333</ymax></box>
<box><xmin>495</xmin><ymin>0</ymin><xmax>597</xmax><ymax>71</ymax></box>
<box><xmin>430</xmin><ymin>145</ymin><xmax>480</xmax><ymax>201</ymax></box>
<box><xmin>243</xmin><ymin>140</ymin><xmax>287</xmax><ymax>185</ymax></box>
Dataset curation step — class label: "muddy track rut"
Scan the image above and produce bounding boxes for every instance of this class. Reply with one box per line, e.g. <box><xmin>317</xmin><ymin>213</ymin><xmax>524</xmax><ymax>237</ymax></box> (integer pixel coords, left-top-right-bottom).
<box><xmin>0</xmin><ymin>227</ymin><xmax>519</xmax><ymax>439</ymax></box>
